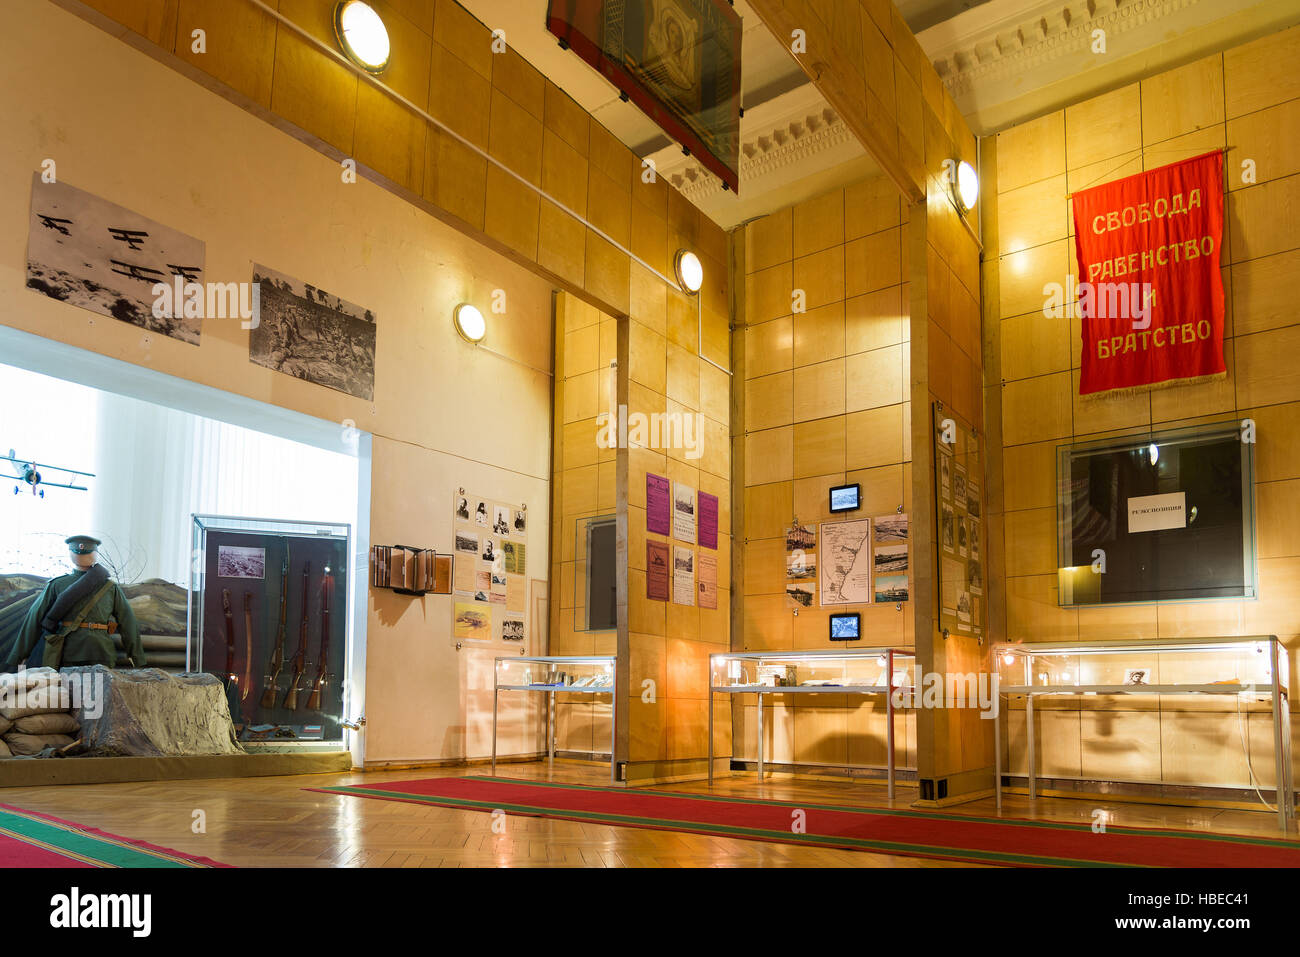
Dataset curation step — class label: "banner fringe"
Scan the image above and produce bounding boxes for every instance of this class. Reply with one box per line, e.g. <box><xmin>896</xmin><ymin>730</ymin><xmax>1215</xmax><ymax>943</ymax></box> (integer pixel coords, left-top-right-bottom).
<box><xmin>1081</xmin><ymin>371</ymin><xmax>1227</xmax><ymax>401</ymax></box>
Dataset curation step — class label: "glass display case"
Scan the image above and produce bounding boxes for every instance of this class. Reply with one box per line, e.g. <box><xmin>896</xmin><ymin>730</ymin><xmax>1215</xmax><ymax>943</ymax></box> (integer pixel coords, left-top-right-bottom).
<box><xmin>707</xmin><ymin>649</ymin><xmax>917</xmax><ymax>796</ymax></box>
<box><xmin>190</xmin><ymin>515</ymin><xmax>350</xmax><ymax>745</ymax></box>
<box><xmin>492</xmin><ymin>655</ymin><xmax>617</xmax><ymax>782</ymax></box>
<box><xmin>991</xmin><ymin>636</ymin><xmax>1293</xmax><ymax>830</ymax></box>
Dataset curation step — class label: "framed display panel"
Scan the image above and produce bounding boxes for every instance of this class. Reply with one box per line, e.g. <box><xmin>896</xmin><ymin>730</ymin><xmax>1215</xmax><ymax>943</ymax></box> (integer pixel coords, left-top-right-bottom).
<box><xmin>1055</xmin><ymin>420</ymin><xmax>1256</xmax><ymax>606</ymax></box>
<box><xmin>932</xmin><ymin>403</ymin><xmax>984</xmax><ymax>639</ymax></box>
<box><xmin>190</xmin><ymin>515</ymin><xmax>350</xmax><ymax>744</ymax></box>
<box><xmin>451</xmin><ymin>491</ymin><xmax>529</xmax><ymax>645</ymax></box>
<box><xmin>575</xmin><ymin>514</ymin><xmax>617</xmax><ymax>631</ymax></box>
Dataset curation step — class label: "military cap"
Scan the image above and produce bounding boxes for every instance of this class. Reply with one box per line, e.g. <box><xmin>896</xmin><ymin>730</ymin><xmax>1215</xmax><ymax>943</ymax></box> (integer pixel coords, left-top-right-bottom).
<box><xmin>65</xmin><ymin>535</ymin><xmax>101</xmax><ymax>555</ymax></box>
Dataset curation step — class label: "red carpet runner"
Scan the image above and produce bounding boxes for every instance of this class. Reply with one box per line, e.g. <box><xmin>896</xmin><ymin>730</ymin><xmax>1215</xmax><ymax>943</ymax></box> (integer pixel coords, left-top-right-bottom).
<box><xmin>0</xmin><ymin>803</ymin><xmax>229</xmax><ymax>868</ymax></box>
<box><xmin>310</xmin><ymin>776</ymin><xmax>1300</xmax><ymax>867</ymax></box>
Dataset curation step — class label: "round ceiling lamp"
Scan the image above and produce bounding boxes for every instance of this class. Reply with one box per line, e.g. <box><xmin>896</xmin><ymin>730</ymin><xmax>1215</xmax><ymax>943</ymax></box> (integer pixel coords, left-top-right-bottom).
<box><xmin>954</xmin><ymin>160</ymin><xmax>979</xmax><ymax>212</ymax></box>
<box><xmin>334</xmin><ymin>1</ymin><xmax>391</xmax><ymax>74</ymax></box>
<box><xmin>454</xmin><ymin>303</ymin><xmax>486</xmax><ymax>344</ymax></box>
<box><xmin>674</xmin><ymin>249</ymin><xmax>703</xmax><ymax>295</ymax></box>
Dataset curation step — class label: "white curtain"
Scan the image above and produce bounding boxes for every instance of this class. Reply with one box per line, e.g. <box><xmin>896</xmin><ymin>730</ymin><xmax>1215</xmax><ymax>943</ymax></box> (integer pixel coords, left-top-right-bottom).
<box><xmin>1</xmin><ymin>363</ymin><xmax>357</xmax><ymax>584</ymax></box>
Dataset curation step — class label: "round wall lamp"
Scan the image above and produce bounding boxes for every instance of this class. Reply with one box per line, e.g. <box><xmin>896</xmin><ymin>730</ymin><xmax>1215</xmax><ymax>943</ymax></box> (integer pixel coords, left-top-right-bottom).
<box><xmin>954</xmin><ymin>160</ymin><xmax>979</xmax><ymax>212</ymax></box>
<box><xmin>454</xmin><ymin>303</ymin><xmax>486</xmax><ymax>343</ymax></box>
<box><xmin>334</xmin><ymin>1</ymin><xmax>391</xmax><ymax>74</ymax></box>
<box><xmin>674</xmin><ymin>249</ymin><xmax>703</xmax><ymax>295</ymax></box>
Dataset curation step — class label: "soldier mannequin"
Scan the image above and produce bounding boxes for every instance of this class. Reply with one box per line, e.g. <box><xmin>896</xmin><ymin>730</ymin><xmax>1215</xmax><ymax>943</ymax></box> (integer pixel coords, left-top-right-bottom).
<box><xmin>4</xmin><ymin>536</ymin><xmax>145</xmax><ymax>671</ymax></box>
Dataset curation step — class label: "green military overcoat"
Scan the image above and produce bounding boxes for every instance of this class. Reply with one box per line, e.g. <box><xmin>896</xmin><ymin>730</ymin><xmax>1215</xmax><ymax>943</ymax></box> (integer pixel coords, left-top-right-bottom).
<box><xmin>7</xmin><ymin>569</ymin><xmax>145</xmax><ymax>669</ymax></box>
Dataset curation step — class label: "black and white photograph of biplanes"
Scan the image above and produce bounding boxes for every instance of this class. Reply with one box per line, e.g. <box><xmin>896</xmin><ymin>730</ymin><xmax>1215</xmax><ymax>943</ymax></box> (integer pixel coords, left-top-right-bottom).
<box><xmin>250</xmin><ymin>263</ymin><xmax>376</xmax><ymax>400</ymax></box>
<box><xmin>26</xmin><ymin>174</ymin><xmax>206</xmax><ymax>344</ymax></box>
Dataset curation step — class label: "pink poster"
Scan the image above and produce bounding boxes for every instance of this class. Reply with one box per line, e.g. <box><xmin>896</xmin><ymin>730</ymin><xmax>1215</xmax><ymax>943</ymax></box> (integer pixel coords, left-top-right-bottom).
<box><xmin>698</xmin><ymin>492</ymin><xmax>718</xmax><ymax>549</ymax></box>
<box><xmin>647</xmin><ymin>473</ymin><xmax>671</xmax><ymax>535</ymax></box>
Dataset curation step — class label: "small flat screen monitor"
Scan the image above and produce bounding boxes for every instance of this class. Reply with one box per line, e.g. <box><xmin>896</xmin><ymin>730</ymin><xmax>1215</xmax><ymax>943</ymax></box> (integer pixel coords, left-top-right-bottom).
<box><xmin>829</xmin><ymin>613</ymin><xmax>860</xmax><ymax>641</ymax></box>
<box><xmin>829</xmin><ymin>483</ymin><xmax>860</xmax><ymax>513</ymax></box>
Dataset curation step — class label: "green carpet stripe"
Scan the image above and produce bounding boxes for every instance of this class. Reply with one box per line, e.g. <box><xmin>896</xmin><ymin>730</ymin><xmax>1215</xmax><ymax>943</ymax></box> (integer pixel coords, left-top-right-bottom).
<box><xmin>0</xmin><ymin>809</ymin><xmax>198</xmax><ymax>868</ymax></box>
<box><xmin>316</xmin><ymin>786</ymin><xmax>1133</xmax><ymax>867</ymax></box>
<box><xmin>464</xmin><ymin>776</ymin><xmax>1296</xmax><ymax>849</ymax></box>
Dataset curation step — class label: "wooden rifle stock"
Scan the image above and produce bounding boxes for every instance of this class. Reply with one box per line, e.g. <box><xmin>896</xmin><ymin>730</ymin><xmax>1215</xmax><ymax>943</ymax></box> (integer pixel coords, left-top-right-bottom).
<box><xmin>242</xmin><ymin>593</ymin><xmax>254</xmax><ymax>699</ymax></box>
<box><xmin>307</xmin><ymin>565</ymin><xmax>333</xmax><ymax>711</ymax></box>
<box><xmin>260</xmin><ymin>552</ymin><xmax>290</xmax><ymax>709</ymax></box>
<box><xmin>284</xmin><ymin>562</ymin><xmax>312</xmax><ymax>710</ymax></box>
<box><xmin>221</xmin><ymin>589</ymin><xmax>236</xmax><ymax>683</ymax></box>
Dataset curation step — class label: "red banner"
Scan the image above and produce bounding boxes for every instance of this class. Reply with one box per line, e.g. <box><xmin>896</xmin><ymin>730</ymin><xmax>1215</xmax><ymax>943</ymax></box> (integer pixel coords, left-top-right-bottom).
<box><xmin>1071</xmin><ymin>151</ymin><xmax>1225</xmax><ymax>395</ymax></box>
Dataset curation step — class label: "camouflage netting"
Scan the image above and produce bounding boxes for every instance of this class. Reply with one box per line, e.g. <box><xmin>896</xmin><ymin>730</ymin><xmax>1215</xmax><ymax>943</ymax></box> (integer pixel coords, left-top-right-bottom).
<box><xmin>63</xmin><ymin>666</ymin><xmax>243</xmax><ymax>757</ymax></box>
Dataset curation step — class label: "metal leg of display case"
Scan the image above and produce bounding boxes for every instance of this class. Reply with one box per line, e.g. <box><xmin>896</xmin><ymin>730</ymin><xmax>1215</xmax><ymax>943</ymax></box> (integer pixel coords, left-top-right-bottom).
<box><xmin>609</xmin><ymin>691</ymin><xmax>617</xmax><ymax>784</ymax></box>
<box><xmin>993</xmin><ymin>693</ymin><xmax>1002</xmax><ymax>809</ymax></box>
<box><xmin>547</xmin><ymin>690</ymin><xmax>554</xmax><ymax>771</ymax></box>
<box><xmin>707</xmin><ymin>689</ymin><xmax>714</xmax><ymax>786</ymax></box>
<box><xmin>756</xmin><ymin>691</ymin><xmax>764</xmax><ymax>781</ymax></box>
<box><xmin>886</xmin><ymin>695</ymin><xmax>896</xmax><ymax>801</ymax></box>
<box><xmin>491</xmin><ymin>683</ymin><xmax>498</xmax><ymax>777</ymax></box>
<box><xmin>1026</xmin><ymin>693</ymin><xmax>1037</xmax><ymax>801</ymax></box>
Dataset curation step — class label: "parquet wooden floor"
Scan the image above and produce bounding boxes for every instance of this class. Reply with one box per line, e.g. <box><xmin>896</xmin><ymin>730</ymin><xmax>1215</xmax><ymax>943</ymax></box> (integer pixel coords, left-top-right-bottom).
<box><xmin>2</xmin><ymin>760</ymin><xmax>1293</xmax><ymax>867</ymax></box>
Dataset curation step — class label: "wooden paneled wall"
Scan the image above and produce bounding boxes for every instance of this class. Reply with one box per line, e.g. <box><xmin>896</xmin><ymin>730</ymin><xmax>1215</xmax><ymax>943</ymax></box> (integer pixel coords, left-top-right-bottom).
<box><xmin>984</xmin><ymin>25</ymin><xmax>1300</xmax><ymax>789</ymax></box>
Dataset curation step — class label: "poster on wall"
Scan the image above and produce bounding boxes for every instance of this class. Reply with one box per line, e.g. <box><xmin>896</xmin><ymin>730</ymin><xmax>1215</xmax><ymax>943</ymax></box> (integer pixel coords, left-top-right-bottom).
<box><xmin>647</xmin><ymin>540</ymin><xmax>670</xmax><ymax>600</ymax></box>
<box><xmin>250</xmin><ymin>262</ymin><xmax>377</xmax><ymax>400</ymax></box>
<box><xmin>697</xmin><ymin>553</ymin><xmax>717</xmax><ymax>609</ymax></box>
<box><xmin>672</xmin><ymin>547</ymin><xmax>695</xmax><ymax>605</ymax></box>
<box><xmin>698</xmin><ymin>491</ymin><xmax>719</xmax><ymax>549</ymax></box>
<box><xmin>27</xmin><ymin>175</ymin><xmax>207</xmax><ymax>345</ymax></box>
<box><xmin>452</xmin><ymin>492</ymin><xmax>528</xmax><ymax>645</ymax></box>
<box><xmin>1071</xmin><ymin>150</ymin><xmax>1225</xmax><ymax>395</ymax></box>
<box><xmin>673</xmin><ymin>483</ymin><xmax>696</xmax><ymax>543</ymax></box>
<box><xmin>647</xmin><ymin>473</ymin><xmax>671</xmax><ymax>534</ymax></box>
<box><xmin>786</xmin><ymin>581</ymin><xmax>815</xmax><ymax>610</ymax></box>
<box><xmin>545</xmin><ymin>0</ymin><xmax>742</xmax><ymax>193</ymax></box>
<box><xmin>785</xmin><ymin>523</ymin><xmax>816</xmax><ymax>585</ymax></box>
<box><xmin>933</xmin><ymin>403</ymin><xmax>984</xmax><ymax>639</ymax></box>
<box><xmin>819</xmin><ymin>519</ymin><xmax>872</xmax><ymax>605</ymax></box>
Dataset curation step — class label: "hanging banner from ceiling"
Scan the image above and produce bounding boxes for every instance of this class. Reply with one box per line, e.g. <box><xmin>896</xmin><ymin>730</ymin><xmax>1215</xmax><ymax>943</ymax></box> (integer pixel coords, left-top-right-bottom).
<box><xmin>546</xmin><ymin>0</ymin><xmax>742</xmax><ymax>193</ymax></box>
<box><xmin>1070</xmin><ymin>150</ymin><xmax>1225</xmax><ymax>396</ymax></box>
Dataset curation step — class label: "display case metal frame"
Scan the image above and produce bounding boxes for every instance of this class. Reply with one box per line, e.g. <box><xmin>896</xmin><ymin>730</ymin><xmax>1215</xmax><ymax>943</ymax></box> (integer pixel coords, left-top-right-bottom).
<box><xmin>992</xmin><ymin>635</ymin><xmax>1294</xmax><ymax>831</ymax></box>
<box><xmin>707</xmin><ymin>648</ymin><xmax>916</xmax><ymax>798</ymax></box>
<box><xmin>492</xmin><ymin>654</ymin><xmax>617</xmax><ymax>783</ymax></box>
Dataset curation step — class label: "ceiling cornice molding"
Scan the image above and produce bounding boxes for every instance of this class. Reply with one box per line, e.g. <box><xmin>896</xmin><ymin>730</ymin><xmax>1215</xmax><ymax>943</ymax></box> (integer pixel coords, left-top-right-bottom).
<box><xmin>647</xmin><ymin>82</ymin><xmax>870</xmax><ymax>227</ymax></box>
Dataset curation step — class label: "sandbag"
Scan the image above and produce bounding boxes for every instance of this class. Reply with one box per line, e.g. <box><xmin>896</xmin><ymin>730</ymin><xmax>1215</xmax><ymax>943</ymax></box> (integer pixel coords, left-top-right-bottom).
<box><xmin>4</xmin><ymin>732</ymin><xmax>75</xmax><ymax>755</ymax></box>
<box><xmin>0</xmin><ymin>676</ymin><xmax>71</xmax><ymax>719</ymax></box>
<box><xmin>0</xmin><ymin>738</ymin><xmax>10</xmax><ymax>758</ymax></box>
<box><xmin>0</xmin><ymin>716</ymin><xmax>11</xmax><ymax>736</ymax></box>
<box><xmin>13</xmin><ymin>712</ymin><xmax>79</xmax><ymax>735</ymax></box>
<box><xmin>63</xmin><ymin>666</ymin><xmax>242</xmax><ymax>757</ymax></box>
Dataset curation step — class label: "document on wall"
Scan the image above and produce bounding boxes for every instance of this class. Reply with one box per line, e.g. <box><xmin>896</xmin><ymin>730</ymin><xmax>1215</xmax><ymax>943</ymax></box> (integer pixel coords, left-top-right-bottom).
<box><xmin>503</xmin><ymin>540</ymin><xmax>526</xmax><ymax>575</ymax></box>
<box><xmin>647</xmin><ymin>473</ymin><xmax>671</xmax><ymax>535</ymax></box>
<box><xmin>672</xmin><ymin>547</ymin><xmax>695</xmax><ymax>605</ymax></box>
<box><xmin>819</xmin><ymin>519</ymin><xmax>872</xmax><ymax>605</ymax></box>
<box><xmin>697</xmin><ymin>553</ymin><xmax>717</xmax><ymax>609</ymax></box>
<box><xmin>647</xmin><ymin>541</ymin><xmax>670</xmax><ymax>601</ymax></box>
<box><xmin>673</xmin><ymin>483</ymin><xmax>696</xmax><ymax>544</ymax></box>
<box><xmin>698</xmin><ymin>492</ymin><xmax>719</xmax><ymax>549</ymax></box>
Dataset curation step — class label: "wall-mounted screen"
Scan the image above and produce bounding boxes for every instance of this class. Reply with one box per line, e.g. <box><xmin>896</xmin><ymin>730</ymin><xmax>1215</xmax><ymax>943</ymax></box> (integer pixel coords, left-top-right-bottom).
<box><xmin>829</xmin><ymin>613</ymin><xmax>860</xmax><ymax>641</ymax></box>
<box><xmin>829</xmin><ymin>483</ymin><xmax>861</xmax><ymax>513</ymax></box>
<box><xmin>1056</xmin><ymin>420</ymin><xmax>1256</xmax><ymax>606</ymax></box>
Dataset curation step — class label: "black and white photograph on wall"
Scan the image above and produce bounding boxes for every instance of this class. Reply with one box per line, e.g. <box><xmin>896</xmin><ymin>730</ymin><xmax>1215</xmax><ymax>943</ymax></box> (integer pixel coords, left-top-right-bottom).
<box><xmin>249</xmin><ymin>263</ymin><xmax>376</xmax><ymax>400</ymax></box>
<box><xmin>501</xmin><ymin>616</ymin><xmax>525</xmax><ymax>642</ymax></box>
<box><xmin>874</xmin><ymin>513</ymin><xmax>908</xmax><ymax>543</ymax></box>
<box><xmin>967</xmin><ymin>481</ymin><xmax>981</xmax><ymax>518</ymax></box>
<box><xmin>217</xmin><ymin>545</ymin><xmax>265</xmax><ymax>579</ymax></box>
<box><xmin>940</xmin><ymin>453</ymin><xmax>951</xmax><ymax>494</ymax></box>
<box><xmin>786</xmin><ymin>581</ymin><xmax>815</xmax><ymax>609</ymax></box>
<box><xmin>873</xmin><ymin>544</ymin><xmax>908</xmax><ymax>575</ymax></box>
<box><xmin>454</xmin><ymin>532</ymin><xmax>478</xmax><ymax>554</ymax></box>
<box><xmin>493</xmin><ymin>505</ymin><xmax>511</xmax><ymax>536</ymax></box>
<box><xmin>456</xmin><ymin>498</ymin><xmax>470</xmax><ymax>520</ymax></box>
<box><xmin>969</xmin><ymin>522</ymin><xmax>981</xmax><ymax>560</ymax></box>
<box><xmin>941</xmin><ymin>504</ymin><xmax>955</xmax><ymax>550</ymax></box>
<box><xmin>481</xmin><ymin>538</ymin><xmax>497</xmax><ymax>564</ymax></box>
<box><xmin>968</xmin><ymin>558</ymin><xmax>983</xmax><ymax>595</ymax></box>
<box><xmin>957</xmin><ymin>515</ymin><xmax>969</xmax><ymax>557</ymax></box>
<box><xmin>27</xmin><ymin>174</ymin><xmax>207</xmax><ymax>345</ymax></box>
<box><xmin>474</xmin><ymin>501</ymin><xmax>488</xmax><ymax>526</ymax></box>
<box><xmin>513</xmin><ymin>509</ymin><xmax>527</xmax><ymax>534</ymax></box>
<box><xmin>953</xmin><ymin>465</ymin><xmax>968</xmax><ymax>502</ymax></box>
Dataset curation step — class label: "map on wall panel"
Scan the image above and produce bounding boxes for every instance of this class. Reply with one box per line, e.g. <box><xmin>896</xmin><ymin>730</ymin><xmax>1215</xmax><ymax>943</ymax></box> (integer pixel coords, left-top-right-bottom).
<box><xmin>27</xmin><ymin>174</ymin><xmax>207</xmax><ymax>345</ymax></box>
<box><xmin>820</xmin><ymin>519</ymin><xmax>872</xmax><ymax>605</ymax></box>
